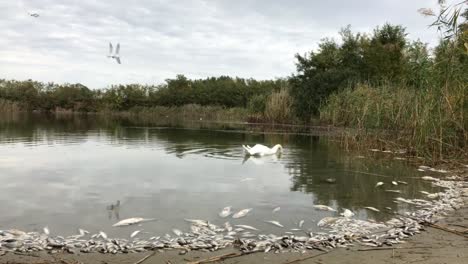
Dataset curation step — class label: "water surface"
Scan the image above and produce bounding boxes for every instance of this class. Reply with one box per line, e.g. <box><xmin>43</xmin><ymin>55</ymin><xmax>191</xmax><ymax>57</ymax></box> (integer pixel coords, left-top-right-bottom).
<box><xmin>0</xmin><ymin>114</ymin><xmax>438</xmax><ymax>238</ymax></box>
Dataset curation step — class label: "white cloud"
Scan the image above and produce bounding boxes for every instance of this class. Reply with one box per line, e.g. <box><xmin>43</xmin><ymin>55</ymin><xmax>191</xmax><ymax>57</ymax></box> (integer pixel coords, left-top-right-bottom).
<box><xmin>0</xmin><ymin>0</ymin><xmax>443</xmax><ymax>88</ymax></box>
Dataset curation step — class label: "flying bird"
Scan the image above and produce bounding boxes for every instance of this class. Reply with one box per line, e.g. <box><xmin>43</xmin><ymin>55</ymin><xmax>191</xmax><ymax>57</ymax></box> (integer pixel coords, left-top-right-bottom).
<box><xmin>28</xmin><ymin>12</ymin><xmax>40</xmax><ymax>17</ymax></box>
<box><xmin>108</xmin><ymin>42</ymin><xmax>121</xmax><ymax>64</ymax></box>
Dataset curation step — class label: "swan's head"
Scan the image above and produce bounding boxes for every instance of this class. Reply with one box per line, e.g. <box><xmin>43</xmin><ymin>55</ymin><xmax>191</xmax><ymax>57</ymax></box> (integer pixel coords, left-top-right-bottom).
<box><xmin>273</xmin><ymin>144</ymin><xmax>283</xmax><ymax>153</ymax></box>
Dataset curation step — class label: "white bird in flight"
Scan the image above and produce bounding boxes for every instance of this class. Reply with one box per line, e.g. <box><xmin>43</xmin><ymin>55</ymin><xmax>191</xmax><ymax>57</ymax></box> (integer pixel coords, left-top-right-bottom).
<box><xmin>28</xmin><ymin>12</ymin><xmax>39</xmax><ymax>17</ymax></box>
<box><xmin>108</xmin><ymin>42</ymin><xmax>121</xmax><ymax>64</ymax></box>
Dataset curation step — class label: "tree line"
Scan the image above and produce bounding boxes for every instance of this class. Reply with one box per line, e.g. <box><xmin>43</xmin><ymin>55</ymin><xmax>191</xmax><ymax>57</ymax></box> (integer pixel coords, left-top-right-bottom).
<box><xmin>0</xmin><ymin>76</ymin><xmax>286</xmax><ymax>112</ymax></box>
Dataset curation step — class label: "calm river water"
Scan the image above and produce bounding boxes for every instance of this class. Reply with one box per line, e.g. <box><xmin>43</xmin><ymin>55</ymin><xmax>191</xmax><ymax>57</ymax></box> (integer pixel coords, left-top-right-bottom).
<box><xmin>0</xmin><ymin>113</ymin><xmax>438</xmax><ymax>238</ymax></box>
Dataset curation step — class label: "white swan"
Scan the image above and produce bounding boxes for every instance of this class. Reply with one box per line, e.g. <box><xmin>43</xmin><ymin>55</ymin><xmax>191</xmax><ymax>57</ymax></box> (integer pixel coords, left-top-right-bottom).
<box><xmin>242</xmin><ymin>144</ymin><xmax>283</xmax><ymax>156</ymax></box>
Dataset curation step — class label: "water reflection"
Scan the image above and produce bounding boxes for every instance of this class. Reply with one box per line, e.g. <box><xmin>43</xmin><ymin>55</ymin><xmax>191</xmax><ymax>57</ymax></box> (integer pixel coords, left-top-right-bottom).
<box><xmin>106</xmin><ymin>200</ymin><xmax>121</xmax><ymax>220</ymax></box>
<box><xmin>0</xmin><ymin>113</ymin><xmax>437</xmax><ymax>235</ymax></box>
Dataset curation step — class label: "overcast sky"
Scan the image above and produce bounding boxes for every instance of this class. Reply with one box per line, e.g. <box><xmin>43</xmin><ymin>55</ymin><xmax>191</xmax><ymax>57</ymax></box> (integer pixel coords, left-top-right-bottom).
<box><xmin>0</xmin><ymin>0</ymin><xmax>444</xmax><ymax>88</ymax></box>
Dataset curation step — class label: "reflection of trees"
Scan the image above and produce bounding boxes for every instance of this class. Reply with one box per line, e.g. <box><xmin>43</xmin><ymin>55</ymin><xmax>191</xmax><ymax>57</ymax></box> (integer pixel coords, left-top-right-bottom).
<box><xmin>284</xmin><ymin>135</ymin><xmax>431</xmax><ymax>221</ymax></box>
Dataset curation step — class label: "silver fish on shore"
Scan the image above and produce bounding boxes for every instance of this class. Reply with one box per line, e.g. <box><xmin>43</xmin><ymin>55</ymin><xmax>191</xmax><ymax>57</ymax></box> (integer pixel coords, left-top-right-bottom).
<box><xmin>112</xmin><ymin>217</ymin><xmax>155</xmax><ymax>227</ymax></box>
<box><xmin>172</xmin><ymin>229</ymin><xmax>183</xmax><ymax>236</ymax></box>
<box><xmin>235</xmin><ymin>225</ymin><xmax>259</xmax><ymax>231</ymax></box>
<box><xmin>364</xmin><ymin>207</ymin><xmax>380</xmax><ymax>212</ymax></box>
<box><xmin>385</xmin><ymin>190</ymin><xmax>402</xmax><ymax>193</ymax></box>
<box><xmin>313</xmin><ymin>205</ymin><xmax>336</xmax><ymax>212</ymax></box>
<box><xmin>266</xmin><ymin>220</ymin><xmax>284</xmax><ymax>228</ymax></box>
<box><xmin>272</xmin><ymin>207</ymin><xmax>281</xmax><ymax>213</ymax></box>
<box><xmin>397</xmin><ymin>181</ymin><xmax>408</xmax><ymax>185</ymax></box>
<box><xmin>421</xmin><ymin>176</ymin><xmax>438</xmax><ymax>181</ymax></box>
<box><xmin>341</xmin><ymin>209</ymin><xmax>355</xmax><ymax>218</ymax></box>
<box><xmin>130</xmin><ymin>230</ymin><xmax>142</xmax><ymax>238</ymax></box>
<box><xmin>78</xmin><ymin>229</ymin><xmax>89</xmax><ymax>236</ymax></box>
<box><xmin>317</xmin><ymin>217</ymin><xmax>339</xmax><ymax>227</ymax></box>
<box><xmin>99</xmin><ymin>231</ymin><xmax>108</xmax><ymax>240</ymax></box>
<box><xmin>219</xmin><ymin>206</ymin><xmax>232</xmax><ymax>218</ymax></box>
<box><xmin>298</xmin><ymin>220</ymin><xmax>305</xmax><ymax>228</ymax></box>
<box><xmin>224</xmin><ymin>222</ymin><xmax>233</xmax><ymax>232</ymax></box>
<box><xmin>43</xmin><ymin>227</ymin><xmax>50</xmax><ymax>235</ymax></box>
<box><xmin>184</xmin><ymin>219</ymin><xmax>207</xmax><ymax>226</ymax></box>
<box><xmin>232</xmin><ymin>208</ymin><xmax>252</xmax><ymax>218</ymax></box>
<box><xmin>391</xmin><ymin>181</ymin><xmax>398</xmax><ymax>186</ymax></box>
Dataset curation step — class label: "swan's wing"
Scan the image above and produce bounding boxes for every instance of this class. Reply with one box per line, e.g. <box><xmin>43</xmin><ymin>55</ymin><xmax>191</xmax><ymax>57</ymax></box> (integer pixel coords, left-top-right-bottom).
<box><xmin>250</xmin><ymin>144</ymin><xmax>269</xmax><ymax>153</ymax></box>
<box><xmin>109</xmin><ymin>43</ymin><xmax>113</xmax><ymax>55</ymax></box>
<box><xmin>116</xmin><ymin>57</ymin><xmax>121</xmax><ymax>64</ymax></box>
<box><xmin>115</xmin><ymin>43</ymin><xmax>120</xmax><ymax>55</ymax></box>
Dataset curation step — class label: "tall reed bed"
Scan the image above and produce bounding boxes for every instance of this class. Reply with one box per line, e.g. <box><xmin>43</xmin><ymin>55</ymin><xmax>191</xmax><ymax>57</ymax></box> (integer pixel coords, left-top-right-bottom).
<box><xmin>264</xmin><ymin>89</ymin><xmax>295</xmax><ymax>123</ymax></box>
<box><xmin>320</xmin><ymin>83</ymin><xmax>467</xmax><ymax>161</ymax></box>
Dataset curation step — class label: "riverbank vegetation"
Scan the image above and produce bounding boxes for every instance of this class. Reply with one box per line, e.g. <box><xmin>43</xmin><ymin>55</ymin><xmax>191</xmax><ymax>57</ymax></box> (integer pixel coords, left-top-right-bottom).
<box><xmin>0</xmin><ymin>2</ymin><xmax>466</xmax><ymax>161</ymax></box>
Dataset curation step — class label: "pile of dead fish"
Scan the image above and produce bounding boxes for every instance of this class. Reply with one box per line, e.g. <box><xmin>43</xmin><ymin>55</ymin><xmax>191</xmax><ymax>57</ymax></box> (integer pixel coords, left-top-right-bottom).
<box><xmin>1</xmin><ymin>177</ymin><xmax>466</xmax><ymax>255</ymax></box>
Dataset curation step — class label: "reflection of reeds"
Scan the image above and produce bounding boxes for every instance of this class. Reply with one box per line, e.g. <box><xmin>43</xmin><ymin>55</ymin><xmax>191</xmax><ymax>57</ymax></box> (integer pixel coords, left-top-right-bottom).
<box><xmin>320</xmin><ymin>84</ymin><xmax>467</xmax><ymax>161</ymax></box>
<box><xmin>0</xmin><ymin>99</ymin><xmax>20</xmax><ymax>112</ymax></box>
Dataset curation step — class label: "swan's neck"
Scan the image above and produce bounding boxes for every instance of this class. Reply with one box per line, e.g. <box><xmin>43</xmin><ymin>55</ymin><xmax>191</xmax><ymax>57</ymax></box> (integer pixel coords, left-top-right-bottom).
<box><xmin>272</xmin><ymin>145</ymin><xmax>282</xmax><ymax>153</ymax></box>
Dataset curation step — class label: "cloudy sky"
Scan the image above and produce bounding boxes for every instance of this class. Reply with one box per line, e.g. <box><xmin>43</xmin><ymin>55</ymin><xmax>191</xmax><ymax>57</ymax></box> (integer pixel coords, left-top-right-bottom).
<box><xmin>0</xmin><ymin>0</ymin><xmax>443</xmax><ymax>88</ymax></box>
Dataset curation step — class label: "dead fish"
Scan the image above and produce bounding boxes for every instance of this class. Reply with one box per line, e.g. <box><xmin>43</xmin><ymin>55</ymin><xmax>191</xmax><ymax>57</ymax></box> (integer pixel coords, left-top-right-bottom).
<box><xmin>232</xmin><ymin>208</ymin><xmax>252</xmax><ymax>218</ymax></box>
<box><xmin>421</xmin><ymin>176</ymin><xmax>438</xmax><ymax>181</ymax></box>
<box><xmin>419</xmin><ymin>165</ymin><xmax>431</xmax><ymax>170</ymax></box>
<box><xmin>395</xmin><ymin>197</ymin><xmax>414</xmax><ymax>204</ymax></box>
<box><xmin>219</xmin><ymin>206</ymin><xmax>232</xmax><ymax>218</ymax></box>
<box><xmin>420</xmin><ymin>191</ymin><xmax>430</xmax><ymax>195</ymax></box>
<box><xmin>130</xmin><ymin>230</ymin><xmax>142</xmax><ymax>238</ymax></box>
<box><xmin>429</xmin><ymin>168</ymin><xmax>448</xmax><ymax>173</ymax></box>
<box><xmin>43</xmin><ymin>227</ymin><xmax>50</xmax><ymax>235</ymax></box>
<box><xmin>375</xmin><ymin>182</ymin><xmax>384</xmax><ymax>188</ymax></box>
<box><xmin>272</xmin><ymin>207</ymin><xmax>281</xmax><ymax>213</ymax></box>
<box><xmin>385</xmin><ymin>190</ymin><xmax>402</xmax><ymax>193</ymax></box>
<box><xmin>298</xmin><ymin>220</ymin><xmax>305</xmax><ymax>228</ymax></box>
<box><xmin>266</xmin><ymin>220</ymin><xmax>284</xmax><ymax>228</ymax></box>
<box><xmin>427</xmin><ymin>193</ymin><xmax>439</xmax><ymax>199</ymax></box>
<box><xmin>290</xmin><ymin>228</ymin><xmax>302</xmax><ymax>231</ymax></box>
<box><xmin>224</xmin><ymin>222</ymin><xmax>233</xmax><ymax>232</ymax></box>
<box><xmin>317</xmin><ymin>217</ymin><xmax>338</xmax><ymax>227</ymax></box>
<box><xmin>235</xmin><ymin>225</ymin><xmax>259</xmax><ymax>231</ymax></box>
<box><xmin>341</xmin><ymin>209</ymin><xmax>355</xmax><ymax>218</ymax></box>
<box><xmin>112</xmin><ymin>217</ymin><xmax>156</xmax><ymax>227</ymax></box>
<box><xmin>172</xmin><ymin>229</ymin><xmax>183</xmax><ymax>236</ymax></box>
<box><xmin>369</xmin><ymin>149</ymin><xmax>380</xmax><ymax>152</ymax></box>
<box><xmin>313</xmin><ymin>205</ymin><xmax>336</xmax><ymax>212</ymax></box>
<box><xmin>184</xmin><ymin>219</ymin><xmax>207</xmax><ymax>226</ymax></box>
<box><xmin>397</xmin><ymin>181</ymin><xmax>408</xmax><ymax>185</ymax></box>
<box><xmin>385</xmin><ymin>207</ymin><xmax>392</xmax><ymax>210</ymax></box>
<box><xmin>392</xmin><ymin>181</ymin><xmax>398</xmax><ymax>186</ymax></box>
<box><xmin>325</xmin><ymin>178</ymin><xmax>336</xmax><ymax>183</ymax></box>
<box><xmin>364</xmin><ymin>207</ymin><xmax>380</xmax><ymax>212</ymax></box>
<box><xmin>78</xmin><ymin>229</ymin><xmax>89</xmax><ymax>236</ymax></box>
<box><xmin>99</xmin><ymin>231</ymin><xmax>108</xmax><ymax>240</ymax></box>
